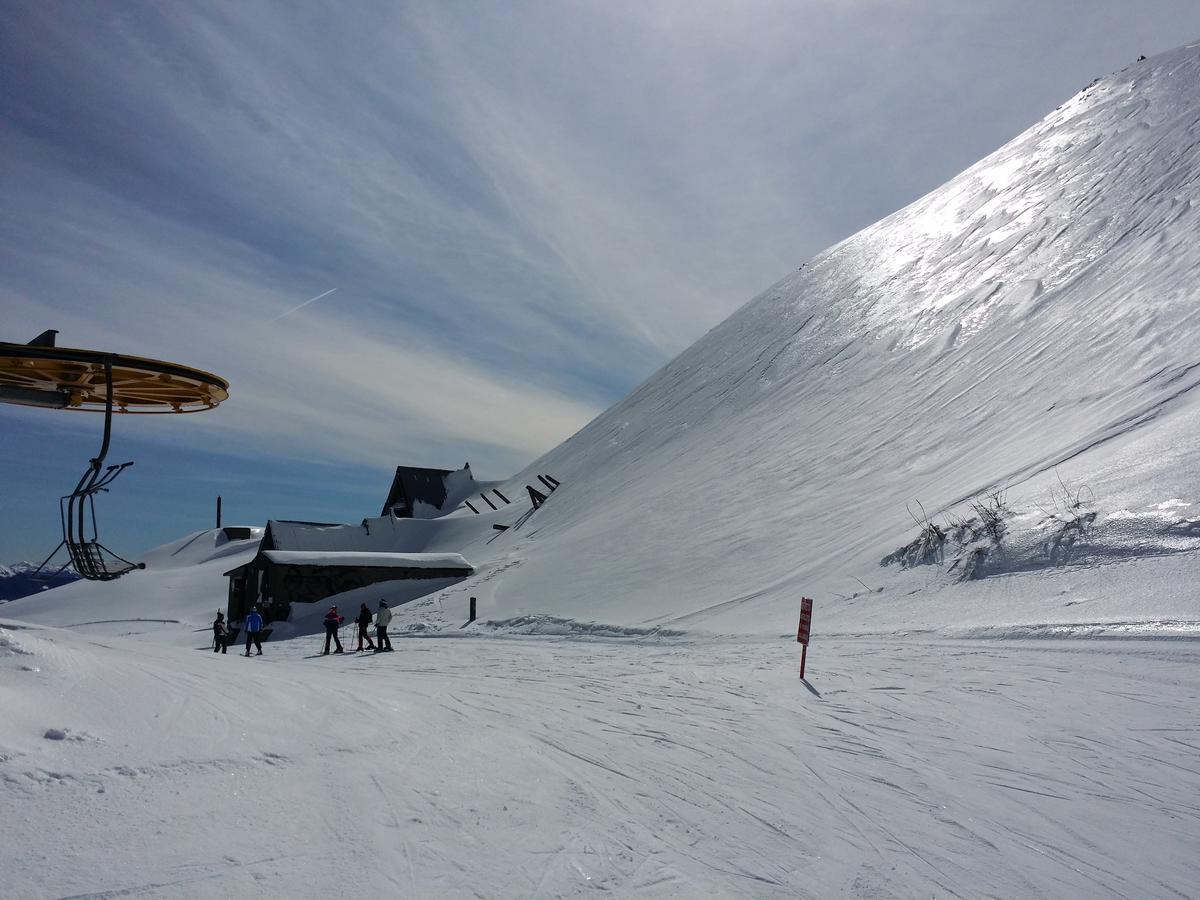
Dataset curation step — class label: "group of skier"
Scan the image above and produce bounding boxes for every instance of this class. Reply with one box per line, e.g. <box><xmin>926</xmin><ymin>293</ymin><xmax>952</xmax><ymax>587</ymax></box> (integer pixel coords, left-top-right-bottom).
<box><xmin>320</xmin><ymin>600</ymin><xmax>393</xmax><ymax>654</ymax></box>
<box><xmin>211</xmin><ymin>607</ymin><xmax>265</xmax><ymax>656</ymax></box>
<box><xmin>210</xmin><ymin>599</ymin><xmax>394</xmax><ymax>657</ymax></box>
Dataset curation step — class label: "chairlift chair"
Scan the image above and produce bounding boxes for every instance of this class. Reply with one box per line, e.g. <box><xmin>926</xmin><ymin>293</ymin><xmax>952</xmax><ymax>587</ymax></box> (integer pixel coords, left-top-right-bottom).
<box><xmin>0</xmin><ymin>331</ymin><xmax>229</xmax><ymax>581</ymax></box>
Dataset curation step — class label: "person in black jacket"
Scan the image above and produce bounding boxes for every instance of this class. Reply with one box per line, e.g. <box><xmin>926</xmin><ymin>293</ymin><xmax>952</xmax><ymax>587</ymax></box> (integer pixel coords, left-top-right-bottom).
<box><xmin>354</xmin><ymin>603</ymin><xmax>376</xmax><ymax>652</ymax></box>
<box><xmin>212</xmin><ymin>611</ymin><xmax>228</xmax><ymax>654</ymax></box>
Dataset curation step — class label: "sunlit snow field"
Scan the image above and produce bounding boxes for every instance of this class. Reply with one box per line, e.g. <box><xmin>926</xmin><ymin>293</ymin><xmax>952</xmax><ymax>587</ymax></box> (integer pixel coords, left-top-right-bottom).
<box><xmin>3</xmin><ymin>622</ymin><xmax>1197</xmax><ymax>898</ymax></box>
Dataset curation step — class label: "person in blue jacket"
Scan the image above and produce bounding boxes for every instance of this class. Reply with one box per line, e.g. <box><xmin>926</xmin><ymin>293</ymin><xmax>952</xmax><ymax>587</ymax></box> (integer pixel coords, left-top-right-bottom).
<box><xmin>244</xmin><ymin>607</ymin><xmax>265</xmax><ymax>656</ymax></box>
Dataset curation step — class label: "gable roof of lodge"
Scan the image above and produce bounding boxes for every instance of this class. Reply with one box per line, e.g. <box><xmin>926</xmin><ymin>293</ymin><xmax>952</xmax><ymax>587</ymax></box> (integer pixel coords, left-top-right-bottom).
<box><xmin>381</xmin><ymin>464</ymin><xmax>468</xmax><ymax>517</ymax></box>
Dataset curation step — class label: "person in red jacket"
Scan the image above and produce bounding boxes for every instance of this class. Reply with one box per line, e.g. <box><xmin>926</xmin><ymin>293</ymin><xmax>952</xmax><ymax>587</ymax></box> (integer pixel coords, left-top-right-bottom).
<box><xmin>322</xmin><ymin>606</ymin><xmax>345</xmax><ymax>655</ymax></box>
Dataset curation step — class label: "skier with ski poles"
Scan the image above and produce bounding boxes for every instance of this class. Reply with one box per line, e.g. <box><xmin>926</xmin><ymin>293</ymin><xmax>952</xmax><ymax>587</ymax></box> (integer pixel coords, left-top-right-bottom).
<box><xmin>354</xmin><ymin>602</ymin><xmax>376</xmax><ymax>652</ymax></box>
<box><xmin>374</xmin><ymin>600</ymin><xmax>393</xmax><ymax>652</ymax></box>
<box><xmin>243</xmin><ymin>607</ymin><xmax>265</xmax><ymax>656</ymax></box>
<box><xmin>322</xmin><ymin>605</ymin><xmax>345</xmax><ymax>655</ymax></box>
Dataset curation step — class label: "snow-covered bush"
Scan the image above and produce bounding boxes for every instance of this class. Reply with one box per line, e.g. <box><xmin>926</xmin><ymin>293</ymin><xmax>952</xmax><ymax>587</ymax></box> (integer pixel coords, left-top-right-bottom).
<box><xmin>1037</xmin><ymin>473</ymin><xmax>1097</xmax><ymax>564</ymax></box>
<box><xmin>969</xmin><ymin>488</ymin><xmax>1010</xmax><ymax>545</ymax></box>
<box><xmin>881</xmin><ymin>479</ymin><xmax>1102</xmax><ymax>579</ymax></box>
<box><xmin>879</xmin><ymin>502</ymin><xmax>946</xmax><ymax>568</ymax></box>
<box><xmin>882</xmin><ymin>489</ymin><xmax>1012</xmax><ymax>580</ymax></box>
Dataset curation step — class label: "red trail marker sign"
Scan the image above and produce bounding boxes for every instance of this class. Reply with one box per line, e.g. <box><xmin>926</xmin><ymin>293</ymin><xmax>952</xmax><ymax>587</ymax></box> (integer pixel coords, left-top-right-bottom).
<box><xmin>797</xmin><ymin>597</ymin><xmax>813</xmax><ymax>678</ymax></box>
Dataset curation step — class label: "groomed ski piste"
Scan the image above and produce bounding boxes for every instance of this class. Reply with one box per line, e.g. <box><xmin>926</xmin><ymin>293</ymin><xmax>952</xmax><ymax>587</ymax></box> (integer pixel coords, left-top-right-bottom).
<box><xmin>4</xmin><ymin>42</ymin><xmax>1200</xmax><ymax>899</ymax></box>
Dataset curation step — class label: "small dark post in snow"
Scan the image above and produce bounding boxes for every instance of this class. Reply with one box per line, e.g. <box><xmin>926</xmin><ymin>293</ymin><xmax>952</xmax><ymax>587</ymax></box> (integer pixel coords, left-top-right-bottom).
<box><xmin>469</xmin><ymin>597</ymin><xmax>476</xmax><ymax>623</ymax></box>
<box><xmin>537</xmin><ymin>474</ymin><xmax>558</xmax><ymax>492</ymax></box>
<box><xmin>480</xmin><ymin>492</ymin><xmax>498</xmax><ymax>511</ymax></box>
<box><xmin>216</xmin><ymin>495</ymin><xmax>222</xmax><ymax>528</ymax></box>
<box><xmin>493</xmin><ymin>489</ymin><xmax>510</xmax><ymax>505</ymax></box>
<box><xmin>797</xmin><ymin>597</ymin><xmax>814</xmax><ymax>679</ymax></box>
<box><xmin>464</xmin><ymin>500</ymin><xmax>479</xmax><ymax>514</ymax></box>
<box><xmin>527</xmin><ymin>485</ymin><xmax>548</xmax><ymax>509</ymax></box>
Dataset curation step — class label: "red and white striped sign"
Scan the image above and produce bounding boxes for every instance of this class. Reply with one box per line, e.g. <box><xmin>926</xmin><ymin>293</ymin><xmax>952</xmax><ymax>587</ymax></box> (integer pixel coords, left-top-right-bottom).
<box><xmin>796</xmin><ymin>597</ymin><xmax>813</xmax><ymax>645</ymax></box>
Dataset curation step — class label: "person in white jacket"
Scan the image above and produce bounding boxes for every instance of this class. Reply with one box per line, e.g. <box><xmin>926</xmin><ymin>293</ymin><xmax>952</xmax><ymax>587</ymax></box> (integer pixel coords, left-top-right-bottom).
<box><xmin>374</xmin><ymin>600</ymin><xmax>393</xmax><ymax>652</ymax></box>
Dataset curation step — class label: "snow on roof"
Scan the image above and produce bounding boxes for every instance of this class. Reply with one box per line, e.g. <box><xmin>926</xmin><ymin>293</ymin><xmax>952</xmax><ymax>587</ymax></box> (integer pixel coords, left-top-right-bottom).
<box><xmin>266</xmin><ymin>517</ymin><xmax>425</xmax><ymax>553</ymax></box>
<box><xmin>260</xmin><ymin>550</ymin><xmax>472</xmax><ymax>571</ymax></box>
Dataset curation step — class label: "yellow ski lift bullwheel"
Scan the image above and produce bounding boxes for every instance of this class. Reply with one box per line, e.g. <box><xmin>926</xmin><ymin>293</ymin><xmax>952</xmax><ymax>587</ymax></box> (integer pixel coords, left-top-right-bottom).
<box><xmin>0</xmin><ymin>330</ymin><xmax>229</xmax><ymax>581</ymax></box>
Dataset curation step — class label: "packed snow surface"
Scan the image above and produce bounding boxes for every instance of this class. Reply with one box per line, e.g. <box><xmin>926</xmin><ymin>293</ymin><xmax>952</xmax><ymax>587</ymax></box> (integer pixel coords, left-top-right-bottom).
<box><xmin>5</xmin><ymin>43</ymin><xmax>1200</xmax><ymax>898</ymax></box>
<box><xmin>3</xmin><ymin>622</ymin><xmax>1198</xmax><ymax>898</ymax></box>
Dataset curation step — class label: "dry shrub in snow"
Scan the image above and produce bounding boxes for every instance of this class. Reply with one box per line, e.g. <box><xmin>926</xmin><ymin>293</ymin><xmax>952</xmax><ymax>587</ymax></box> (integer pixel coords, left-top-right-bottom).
<box><xmin>969</xmin><ymin>488</ymin><xmax>1010</xmax><ymax>545</ymax></box>
<box><xmin>1038</xmin><ymin>471</ymin><xmax>1097</xmax><ymax>564</ymax></box>
<box><xmin>882</xmin><ymin>489</ymin><xmax>1012</xmax><ymax>581</ymax></box>
<box><xmin>881</xmin><ymin>476</ymin><xmax>1100</xmax><ymax>580</ymax></box>
<box><xmin>880</xmin><ymin>501</ymin><xmax>946</xmax><ymax>569</ymax></box>
<box><xmin>946</xmin><ymin>488</ymin><xmax>1011</xmax><ymax>581</ymax></box>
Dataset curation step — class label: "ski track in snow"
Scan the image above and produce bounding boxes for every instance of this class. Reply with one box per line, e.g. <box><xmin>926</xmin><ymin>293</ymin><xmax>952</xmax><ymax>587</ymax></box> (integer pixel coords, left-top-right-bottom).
<box><xmin>2</xmin><ymin>623</ymin><xmax>1198</xmax><ymax>898</ymax></box>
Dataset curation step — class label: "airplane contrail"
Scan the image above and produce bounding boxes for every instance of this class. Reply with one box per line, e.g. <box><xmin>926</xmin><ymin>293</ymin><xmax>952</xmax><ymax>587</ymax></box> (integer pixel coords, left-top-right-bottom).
<box><xmin>268</xmin><ymin>287</ymin><xmax>338</xmax><ymax>322</ymax></box>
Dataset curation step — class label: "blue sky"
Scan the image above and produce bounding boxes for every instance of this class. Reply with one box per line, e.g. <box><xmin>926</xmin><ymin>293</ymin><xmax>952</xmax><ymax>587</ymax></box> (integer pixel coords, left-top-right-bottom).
<box><xmin>4</xmin><ymin>0</ymin><xmax>1200</xmax><ymax>563</ymax></box>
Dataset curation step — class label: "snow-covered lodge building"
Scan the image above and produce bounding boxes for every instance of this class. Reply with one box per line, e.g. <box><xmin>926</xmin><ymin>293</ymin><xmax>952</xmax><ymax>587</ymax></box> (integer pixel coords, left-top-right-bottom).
<box><xmin>223</xmin><ymin>463</ymin><xmax>479</xmax><ymax>623</ymax></box>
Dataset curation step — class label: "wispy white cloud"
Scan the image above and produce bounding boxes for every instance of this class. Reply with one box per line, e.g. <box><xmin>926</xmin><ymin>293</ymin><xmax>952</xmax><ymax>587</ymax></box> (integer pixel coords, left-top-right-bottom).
<box><xmin>1</xmin><ymin>192</ymin><xmax>604</xmax><ymax>476</ymax></box>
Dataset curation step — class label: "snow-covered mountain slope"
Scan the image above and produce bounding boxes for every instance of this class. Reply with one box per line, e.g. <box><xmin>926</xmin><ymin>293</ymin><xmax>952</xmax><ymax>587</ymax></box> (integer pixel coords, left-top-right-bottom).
<box><xmin>455</xmin><ymin>42</ymin><xmax>1200</xmax><ymax>635</ymax></box>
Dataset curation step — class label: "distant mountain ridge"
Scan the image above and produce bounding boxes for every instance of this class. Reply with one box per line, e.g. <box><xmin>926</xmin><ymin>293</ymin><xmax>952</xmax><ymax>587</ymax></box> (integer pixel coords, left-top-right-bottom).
<box><xmin>0</xmin><ymin>561</ymin><xmax>80</xmax><ymax>602</ymax></box>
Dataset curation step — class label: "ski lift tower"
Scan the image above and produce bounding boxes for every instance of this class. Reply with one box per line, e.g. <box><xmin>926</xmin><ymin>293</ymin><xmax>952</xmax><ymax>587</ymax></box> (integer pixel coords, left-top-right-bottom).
<box><xmin>0</xmin><ymin>330</ymin><xmax>230</xmax><ymax>581</ymax></box>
